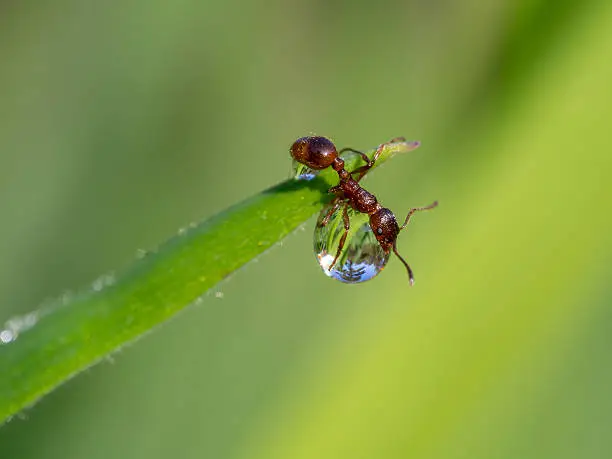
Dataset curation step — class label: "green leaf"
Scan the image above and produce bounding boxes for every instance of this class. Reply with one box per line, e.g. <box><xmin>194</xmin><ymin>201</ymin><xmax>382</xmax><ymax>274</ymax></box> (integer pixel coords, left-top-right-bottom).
<box><xmin>0</xmin><ymin>139</ymin><xmax>419</xmax><ymax>422</ymax></box>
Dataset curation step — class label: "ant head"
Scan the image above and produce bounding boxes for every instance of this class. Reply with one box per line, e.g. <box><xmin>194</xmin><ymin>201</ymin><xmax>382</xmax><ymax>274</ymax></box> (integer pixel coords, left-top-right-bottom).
<box><xmin>290</xmin><ymin>136</ymin><xmax>337</xmax><ymax>170</ymax></box>
<box><xmin>371</xmin><ymin>208</ymin><xmax>415</xmax><ymax>284</ymax></box>
<box><xmin>370</xmin><ymin>208</ymin><xmax>399</xmax><ymax>252</ymax></box>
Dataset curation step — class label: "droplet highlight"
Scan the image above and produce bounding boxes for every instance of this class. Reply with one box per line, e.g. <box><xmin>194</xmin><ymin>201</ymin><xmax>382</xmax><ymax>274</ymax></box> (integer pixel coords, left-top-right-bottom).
<box><xmin>292</xmin><ymin>160</ymin><xmax>319</xmax><ymax>181</ymax></box>
<box><xmin>0</xmin><ymin>311</ymin><xmax>39</xmax><ymax>345</ymax></box>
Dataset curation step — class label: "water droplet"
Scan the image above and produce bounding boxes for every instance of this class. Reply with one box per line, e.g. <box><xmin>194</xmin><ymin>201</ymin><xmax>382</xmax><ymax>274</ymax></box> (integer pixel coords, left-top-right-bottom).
<box><xmin>177</xmin><ymin>227</ymin><xmax>187</xmax><ymax>235</ymax></box>
<box><xmin>0</xmin><ymin>329</ymin><xmax>15</xmax><ymax>344</ymax></box>
<box><xmin>60</xmin><ymin>290</ymin><xmax>74</xmax><ymax>304</ymax></box>
<box><xmin>91</xmin><ymin>273</ymin><xmax>116</xmax><ymax>292</ymax></box>
<box><xmin>314</xmin><ymin>205</ymin><xmax>389</xmax><ymax>283</ymax></box>
<box><xmin>194</xmin><ymin>297</ymin><xmax>204</xmax><ymax>305</ymax></box>
<box><xmin>0</xmin><ymin>311</ymin><xmax>39</xmax><ymax>345</ymax></box>
<box><xmin>215</xmin><ymin>291</ymin><xmax>224</xmax><ymax>299</ymax></box>
<box><xmin>24</xmin><ymin>313</ymin><xmax>37</xmax><ymax>328</ymax></box>
<box><xmin>92</xmin><ymin>278</ymin><xmax>104</xmax><ymax>291</ymax></box>
<box><xmin>136</xmin><ymin>248</ymin><xmax>153</xmax><ymax>259</ymax></box>
<box><xmin>292</xmin><ymin>160</ymin><xmax>318</xmax><ymax>181</ymax></box>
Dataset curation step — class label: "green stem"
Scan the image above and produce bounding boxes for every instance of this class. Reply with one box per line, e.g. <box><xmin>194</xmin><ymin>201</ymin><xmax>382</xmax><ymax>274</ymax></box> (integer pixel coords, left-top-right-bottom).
<box><xmin>0</xmin><ymin>139</ymin><xmax>418</xmax><ymax>422</ymax></box>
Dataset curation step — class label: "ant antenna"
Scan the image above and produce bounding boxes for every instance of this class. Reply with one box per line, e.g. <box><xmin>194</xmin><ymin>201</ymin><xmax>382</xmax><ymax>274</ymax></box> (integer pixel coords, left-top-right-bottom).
<box><xmin>392</xmin><ymin>241</ymin><xmax>415</xmax><ymax>286</ymax></box>
<box><xmin>399</xmin><ymin>201</ymin><xmax>439</xmax><ymax>231</ymax></box>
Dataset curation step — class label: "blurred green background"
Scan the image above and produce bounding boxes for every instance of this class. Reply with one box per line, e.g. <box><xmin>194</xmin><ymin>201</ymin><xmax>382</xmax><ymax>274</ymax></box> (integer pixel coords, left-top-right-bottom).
<box><xmin>1</xmin><ymin>0</ymin><xmax>611</xmax><ymax>457</ymax></box>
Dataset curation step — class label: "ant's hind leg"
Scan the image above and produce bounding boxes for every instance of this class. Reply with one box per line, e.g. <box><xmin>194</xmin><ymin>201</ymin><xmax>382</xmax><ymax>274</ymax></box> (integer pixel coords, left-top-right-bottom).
<box><xmin>370</xmin><ymin>136</ymin><xmax>410</xmax><ymax>164</ymax></box>
<box><xmin>352</xmin><ymin>138</ymin><xmax>401</xmax><ymax>182</ymax></box>
<box><xmin>329</xmin><ymin>203</ymin><xmax>351</xmax><ymax>270</ymax></box>
<box><xmin>349</xmin><ymin>137</ymin><xmax>413</xmax><ymax>183</ymax></box>
<box><xmin>338</xmin><ymin>147</ymin><xmax>372</xmax><ymax>168</ymax></box>
<box><xmin>399</xmin><ymin>201</ymin><xmax>439</xmax><ymax>230</ymax></box>
<box><xmin>337</xmin><ymin>147</ymin><xmax>377</xmax><ymax>183</ymax></box>
<box><xmin>350</xmin><ymin>163</ymin><xmax>374</xmax><ymax>183</ymax></box>
<box><xmin>369</xmin><ymin>137</ymin><xmax>407</xmax><ymax>164</ymax></box>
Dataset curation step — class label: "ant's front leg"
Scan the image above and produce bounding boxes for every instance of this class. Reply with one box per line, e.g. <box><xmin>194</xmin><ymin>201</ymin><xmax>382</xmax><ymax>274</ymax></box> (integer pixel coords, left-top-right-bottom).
<box><xmin>329</xmin><ymin>202</ymin><xmax>351</xmax><ymax>270</ymax></box>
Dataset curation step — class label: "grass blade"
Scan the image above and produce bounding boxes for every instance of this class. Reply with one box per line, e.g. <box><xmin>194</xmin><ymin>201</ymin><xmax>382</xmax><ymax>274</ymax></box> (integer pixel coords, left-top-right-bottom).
<box><xmin>0</xmin><ymin>139</ymin><xmax>418</xmax><ymax>422</ymax></box>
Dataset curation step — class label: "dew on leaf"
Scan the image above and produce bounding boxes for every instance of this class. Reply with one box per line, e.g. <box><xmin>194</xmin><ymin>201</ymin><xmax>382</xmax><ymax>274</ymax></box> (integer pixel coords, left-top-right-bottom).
<box><xmin>314</xmin><ymin>205</ymin><xmax>389</xmax><ymax>283</ymax></box>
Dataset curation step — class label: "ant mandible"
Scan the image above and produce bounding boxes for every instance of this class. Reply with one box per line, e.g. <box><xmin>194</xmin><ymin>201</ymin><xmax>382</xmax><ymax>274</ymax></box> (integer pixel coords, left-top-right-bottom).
<box><xmin>290</xmin><ymin>136</ymin><xmax>437</xmax><ymax>285</ymax></box>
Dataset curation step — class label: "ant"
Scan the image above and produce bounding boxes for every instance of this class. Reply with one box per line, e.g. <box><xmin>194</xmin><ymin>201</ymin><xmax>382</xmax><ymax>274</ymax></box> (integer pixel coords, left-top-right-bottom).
<box><xmin>291</xmin><ymin>136</ymin><xmax>437</xmax><ymax>285</ymax></box>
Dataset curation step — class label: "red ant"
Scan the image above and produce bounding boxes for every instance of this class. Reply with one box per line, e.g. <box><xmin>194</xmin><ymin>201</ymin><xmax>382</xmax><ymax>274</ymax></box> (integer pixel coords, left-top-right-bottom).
<box><xmin>291</xmin><ymin>136</ymin><xmax>437</xmax><ymax>285</ymax></box>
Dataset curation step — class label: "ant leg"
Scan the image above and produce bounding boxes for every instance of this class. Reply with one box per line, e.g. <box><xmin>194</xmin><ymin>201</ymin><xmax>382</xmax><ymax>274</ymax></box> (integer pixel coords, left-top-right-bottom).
<box><xmin>351</xmin><ymin>138</ymin><xmax>399</xmax><ymax>182</ymax></box>
<box><xmin>328</xmin><ymin>184</ymin><xmax>342</xmax><ymax>195</ymax></box>
<box><xmin>347</xmin><ymin>137</ymin><xmax>413</xmax><ymax>183</ymax></box>
<box><xmin>369</xmin><ymin>136</ymin><xmax>410</xmax><ymax>165</ymax></box>
<box><xmin>338</xmin><ymin>147</ymin><xmax>372</xmax><ymax>168</ymax></box>
<box><xmin>337</xmin><ymin>146</ymin><xmax>382</xmax><ymax>183</ymax></box>
<box><xmin>320</xmin><ymin>186</ymin><xmax>346</xmax><ymax>227</ymax></box>
<box><xmin>399</xmin><ymin>201</ymin><xmax>439</xmax><ymax>230</ymax></box>
<box><xmin>349</xmin><ymin>164</ymin><xmax>373</xmax><ymax>182</ymax></box>
<box><xmin>392</xmin><ymin>241</ymin><xmax>415</xmax><ymax>286</ymax></box>
<box><xmin>319</xmin><ymin>199</ymin><xmax>342</xmax><ymax>227</ymax></box>
<box><xmin>329</xmin><ymin>203</ymin><xmax>351</xmax><ymax>270</ymax></box>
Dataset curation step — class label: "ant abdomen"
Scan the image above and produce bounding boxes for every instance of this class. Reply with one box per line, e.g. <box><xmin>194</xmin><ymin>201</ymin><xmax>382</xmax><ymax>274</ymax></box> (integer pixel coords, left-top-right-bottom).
<box><xmin>290</xmin><ymin>136</ymin><xmax>338</xmax><ymax>170</ymax></box>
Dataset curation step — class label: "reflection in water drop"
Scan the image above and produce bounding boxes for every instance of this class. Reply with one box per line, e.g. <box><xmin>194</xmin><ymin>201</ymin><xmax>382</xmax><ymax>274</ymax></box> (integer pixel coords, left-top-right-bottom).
<box><xmin>292</xmin><ymin>159</ymin><xmax>319</xmax><ymax>181</ymax></box>
<box><xmin>314</xmin><ymin>205</ymin><xmax>389</xmax><ymax>283</ymax></box>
